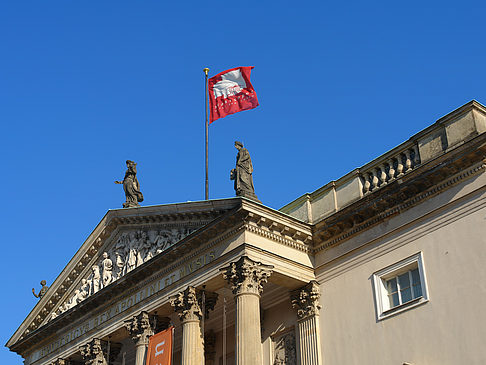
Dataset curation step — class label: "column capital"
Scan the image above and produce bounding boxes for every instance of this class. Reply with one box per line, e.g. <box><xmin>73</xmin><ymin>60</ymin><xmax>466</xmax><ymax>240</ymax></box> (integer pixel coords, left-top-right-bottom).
<box><xmin>51</xmin><ymin>359</ymin><xmax>66</xmax><ymax>365</ymax></box>
<box><xmin>170</xmin><ymin>286</ymin><xmax>202</xmax><ymax>322</ymax></box>
<box><xmin>220</xmin><ymin>256</ymin><xmax>273</xmax><ymax>296</ymax></box>
<box><xmin>79</xmin><ymin>338</ymin><xmax>106</xmax><ymax>365</ymax></box>
<box><xmin>291</xmin><ymin>280</ymin><xmax>321</xmax><ymax>320</ymax></box>
<box><xmin>124</xmin><ymin>311</ymin><xmax>156</xmax><ymax>346</ymax></box>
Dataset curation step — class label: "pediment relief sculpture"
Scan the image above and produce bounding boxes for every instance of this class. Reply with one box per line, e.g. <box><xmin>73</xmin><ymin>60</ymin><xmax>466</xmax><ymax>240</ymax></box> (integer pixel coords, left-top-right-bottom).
<box><xmin>50</xmin><ymin>226</ymin><xmax>195</xmax><ymax>321</ymax></box>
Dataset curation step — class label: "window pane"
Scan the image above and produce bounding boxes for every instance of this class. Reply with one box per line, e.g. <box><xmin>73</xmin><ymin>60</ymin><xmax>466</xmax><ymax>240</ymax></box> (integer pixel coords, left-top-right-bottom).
<box><xmin>411</xmin><ymin>268</ymin><xmax>420</xmax><ymax>284</ymax></box>
<box><xmin>413</xmin><ymin>282</ymin><xmax>422</xmax><ymax>298</ymax></box>
<box><xmin>398</xmin><ymin>272</ymin><xmax>410</xmax><ymax>289</ymax></box>
<box><xmin>386</xmin><ymin>278</ymin><xmax>397</xmax><ymax>294</ymax></box>
<box><xmin>401</xmin><ymin>287</ymin><xmax>412</xmax><ymax>303</ymax></box>
<box><xmin>388</xmin><ymin>292</ymin><xmax>399</xmax><ymax>307</ymax></box>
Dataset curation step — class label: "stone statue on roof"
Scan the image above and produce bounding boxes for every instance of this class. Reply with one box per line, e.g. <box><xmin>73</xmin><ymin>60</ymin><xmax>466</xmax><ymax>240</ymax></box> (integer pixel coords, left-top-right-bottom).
<box><xmin>115</xmin><ymin>160</ymin><xmax>144</xmax><ymax>208</ymax></box>
<box><xmin>230</xmin><ymin>141</ymin><xmax>261</xmax><ymax>203</ymax></box>
<box><xmin>32</xmin><ymin>280</ymin><xmax>49</xmax><ymax>299</ymax></box>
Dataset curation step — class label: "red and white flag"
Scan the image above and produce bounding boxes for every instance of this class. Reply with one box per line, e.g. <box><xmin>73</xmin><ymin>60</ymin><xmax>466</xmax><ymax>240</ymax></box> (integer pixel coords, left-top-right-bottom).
<box><xmin>208</xmin><ymin>66</ymin><xmax>259</xmax><ymax>123</ymax></box>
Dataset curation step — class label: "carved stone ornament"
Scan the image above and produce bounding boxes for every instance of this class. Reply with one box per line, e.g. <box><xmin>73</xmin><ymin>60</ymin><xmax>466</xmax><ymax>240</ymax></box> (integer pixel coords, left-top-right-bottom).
<box><xmin>124</xmin><ymin>311</ymin><xmax>156</xmax><ymax>346</ymax></box>
<box><xmin>230</xmin><ymin>141</ymin><xmax>261</xmax><ymax>203</ymax></box>
<box><xmin>51</xmin><ymin>359</ymin><xmax>67</xmax><ymax>365</ymax></box>
<box><xmin>51</xmin><ymin>227</ymin><xmax>194</xmax><ymax>320</ymax></box>
<box><xmin>220</xmin><ymin>256</ymin><xmax>273</xmax><ymax>296</ymax></box>
<box><xmin>32</xmin><ymin>280</ymin><xmax>49</xmax><ymax>299</ymax></box>
<box><xmin>273</xmin><ymin>330</ymin><xmax>297</xmax><ymax>365</ymax></box>
<box><xmin>170</xmin><ymin>286</ymin><xmax>202</xmax><ymax>322</ymax></box>
<box><xmin>114</xmin><ymin>160</ymin><xmax>144</xmax><ymax>208</ymax></box>
<box><xmin>79</xmin><ymin>338</ymin><xmax>107</xmax><ymax>365</ymax></box>
<box><xmin>291</xmin><ymin>281</ymin><xmax>321</xmax><ymax>320</ymax></box>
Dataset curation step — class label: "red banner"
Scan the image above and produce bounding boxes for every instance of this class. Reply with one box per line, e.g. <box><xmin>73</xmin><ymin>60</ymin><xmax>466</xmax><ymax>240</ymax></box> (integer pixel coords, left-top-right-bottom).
<box><xmin>146</xmin><ymin>327</ymin><xmax>173</xmax><ymax>365</ymax></box>
<box><xmin>208</xmin><ymin>66</ymin><xmax>259</xmax><ymax>123</ymax></box>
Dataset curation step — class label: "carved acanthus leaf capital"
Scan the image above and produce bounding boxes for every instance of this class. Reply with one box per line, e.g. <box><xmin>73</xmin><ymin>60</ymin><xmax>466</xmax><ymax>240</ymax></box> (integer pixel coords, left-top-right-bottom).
<box><xmin>79</xmin><ymin>338</ymin><xmax>106</xmax><ymax>365</ymax></box>
<box><xmin>291</xmin><ymin>280</ymin><xmax>321</xmax><ymax>320</ymax></box>
<box><xmin>124</xmin><ymin>311</ymin><xmax>156</xmax><ymax>346</ymax></box>
<box><xmin>220</xmin><ymin>256</ymin><xmax>273</xmax><ymax>296</ymax></box>
<box><xmin>170</xmin><ymin>286</ymin><xmax>202</xmax><ymax>322</ymax></box>
<box><xmin>51</xmin><ymin>359</ymin><xmax>66</xmax><ymax>365</ymax></box>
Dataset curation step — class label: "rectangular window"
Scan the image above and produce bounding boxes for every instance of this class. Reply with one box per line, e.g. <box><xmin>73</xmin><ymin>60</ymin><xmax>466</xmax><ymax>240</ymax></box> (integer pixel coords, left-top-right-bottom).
<box><xmin>373</xmin><ymin>252</ymin><xmax>429</xmax><ymax>320</ymax></box>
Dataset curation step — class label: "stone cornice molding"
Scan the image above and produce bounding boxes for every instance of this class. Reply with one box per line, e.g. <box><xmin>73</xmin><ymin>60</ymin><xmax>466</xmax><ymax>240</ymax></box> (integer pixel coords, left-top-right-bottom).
<box><xmin>291</xmin><ymin>281</ymin><xmax>321</xmax><ymax>320</ymax></box>
<box><xmin>170</xmin><ymin>286</ymin><xmax>203</xmax><ymax>323</ymax></box>
<box><xmin>124</xmin><ymin>311</ymin><xmax>156</xmax><ymax>346</ymax></box>
<box><xmin>220</xmin><ymin>256</ymin><xmax>274</xmax><ymax>296</ymax></box>
<box><xmin>313</xmin><ymin>134</ymin><xmax>486</xmax><ymax>252</ymax></box>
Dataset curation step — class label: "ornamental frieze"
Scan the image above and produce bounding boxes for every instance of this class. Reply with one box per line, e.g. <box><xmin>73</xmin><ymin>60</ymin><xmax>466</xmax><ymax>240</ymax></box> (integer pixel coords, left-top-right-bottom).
<box><xmin>51</xmin><ymin>227</ymin><xmax>195</xmax><ymax>320</ymax></box>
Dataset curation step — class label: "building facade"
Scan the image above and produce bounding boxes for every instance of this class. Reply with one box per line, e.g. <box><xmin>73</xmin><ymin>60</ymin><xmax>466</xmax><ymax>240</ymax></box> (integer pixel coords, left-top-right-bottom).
<box><xmin>7</xmin><ymin>100</ymin><xmax>486</xmax><ymax>365</ymax></box>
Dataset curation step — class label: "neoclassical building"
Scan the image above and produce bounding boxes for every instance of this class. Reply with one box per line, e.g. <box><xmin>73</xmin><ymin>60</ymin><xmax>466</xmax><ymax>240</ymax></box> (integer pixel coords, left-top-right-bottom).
<box><xmin>7</xmin><ymin>100</ymin><xmax>486</xmax><ymax>365</ymax></box>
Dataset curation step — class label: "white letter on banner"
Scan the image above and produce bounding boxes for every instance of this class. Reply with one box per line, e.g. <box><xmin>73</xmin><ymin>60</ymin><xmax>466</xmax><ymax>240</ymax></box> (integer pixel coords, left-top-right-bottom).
<box><xmin>155</xmin><ymin>341</ymin><xmax>165</xmax><ymax>357</ymax></box>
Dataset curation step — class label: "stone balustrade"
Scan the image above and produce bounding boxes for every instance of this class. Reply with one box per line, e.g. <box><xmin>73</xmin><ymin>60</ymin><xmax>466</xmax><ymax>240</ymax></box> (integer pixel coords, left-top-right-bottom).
<box><xmin>281</xmin><ymin>100</ymin><xmax>486</xmax><ymax>224</ymax></box>
<box><xmin>361</xmin><ymin>142</ymin><xmax>421</xmax><ymax>195</ymax></box>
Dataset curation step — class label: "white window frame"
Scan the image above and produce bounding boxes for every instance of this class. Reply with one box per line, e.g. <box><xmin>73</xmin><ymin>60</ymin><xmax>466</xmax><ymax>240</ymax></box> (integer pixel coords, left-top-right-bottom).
<box><xmin>372</xmin><ymin>252</ymin><xmax>429</xmax><ymax>320</ymax></box>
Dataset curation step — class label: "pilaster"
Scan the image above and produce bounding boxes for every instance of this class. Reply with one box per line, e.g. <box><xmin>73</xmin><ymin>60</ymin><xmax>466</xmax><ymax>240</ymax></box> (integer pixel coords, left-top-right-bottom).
<box><xmin>291</xmin><ymin>281</ymin><xmax>323</xmax><ymax>365</ymax></box>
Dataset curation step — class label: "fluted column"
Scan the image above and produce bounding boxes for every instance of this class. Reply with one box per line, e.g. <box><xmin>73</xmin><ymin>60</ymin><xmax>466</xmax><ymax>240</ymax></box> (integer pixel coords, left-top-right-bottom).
<box><xmin>170</xmin><ymin>286</ymin><xmax>204</xmax><ymax>365</ymax></box>
<box><xmin>291</xmin><ymin>281</ymin><xmax>323</xmax><ymax>365</ymax></box>
<box><xmin>220</xmin><ymin>256</ymin><xmax>273</xmax><ymax>365</ymax></box>
<box><xmin>79</xmin><ymin>338</ymin><xmax>107</xmax><ymax>365</ymax></box>
<box><xmin>124</xmin><ymin>311</ymin><xmax>156</xmax><ymax>365</ymax></box>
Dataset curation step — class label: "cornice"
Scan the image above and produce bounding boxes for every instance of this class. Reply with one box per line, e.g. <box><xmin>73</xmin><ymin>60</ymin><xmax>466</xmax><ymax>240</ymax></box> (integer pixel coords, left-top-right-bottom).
<box><xmin>313</xmin><ymin>133</ymin><xmax>486</xmax><ymax>252</ymax></box>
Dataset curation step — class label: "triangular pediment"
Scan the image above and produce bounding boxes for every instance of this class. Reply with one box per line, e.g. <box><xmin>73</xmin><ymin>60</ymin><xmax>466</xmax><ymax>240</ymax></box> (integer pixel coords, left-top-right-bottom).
<box><xmin>7</xmin><ymin>199</ymin><xmax>240</xmax><ymax>349</ymax></box>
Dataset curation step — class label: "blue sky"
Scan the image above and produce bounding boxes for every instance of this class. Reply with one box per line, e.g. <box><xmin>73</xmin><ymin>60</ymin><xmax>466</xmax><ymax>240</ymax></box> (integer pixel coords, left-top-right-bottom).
<box><xmin>2</xmin><ymin>1</ymin><xmax>486</xmax><ymax>363</ymax></box>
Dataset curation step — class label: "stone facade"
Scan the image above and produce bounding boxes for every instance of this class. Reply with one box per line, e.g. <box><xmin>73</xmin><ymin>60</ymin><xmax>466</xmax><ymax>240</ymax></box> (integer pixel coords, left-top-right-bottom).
<box><xmin>7</xmin><ymin>100</ymin><xmax>486</xmax><ymax>365</ymax></box>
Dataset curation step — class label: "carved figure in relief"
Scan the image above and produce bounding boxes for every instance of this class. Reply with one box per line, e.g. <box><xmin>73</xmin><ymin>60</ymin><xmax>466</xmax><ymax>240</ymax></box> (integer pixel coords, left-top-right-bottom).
<box><xmin>126</xmin><ymin>232</ymin><xmax>138</xmax><ymax>273</ymax></box>
<box><xmin>155</xmin><ymin>230</ymin><xmax>171</xmax><ymax>254</ymax></box>
<box><xmin>114</xmin><ymin>233</ymin><xmax>128</xmax><ymax>279</ymax></box>
<box><xmin>79</xmin><ymin>279</ymin><xmax>90</xmax><ymax>301</ymax></box>
<box><xmin>115</xmin><ymin>160</ymin><xmax>144</xmax><ymax>208</ymax></box>
<box><xmin>230</xmin><ymin>141</ymin><xmax>260</xmax><ymax>202</ymax></box>
<box><xmin>32</xmin><ymin>280</ymin><xmax>49</xmax><ymax>299</ymax></box>
<box><xmin>101</xmin><ymin>252</ymin><xmax>113</xmax><ymax>286</ymax></box>
<box><xmin>91</xmin><ymin>265</ymin><xmax>101</xmax><ymax>294</ymax></box>
<box><xmin>137</xmin><ymin>231</ymin><xmax>151</xmax><ymax>266</ymax></box>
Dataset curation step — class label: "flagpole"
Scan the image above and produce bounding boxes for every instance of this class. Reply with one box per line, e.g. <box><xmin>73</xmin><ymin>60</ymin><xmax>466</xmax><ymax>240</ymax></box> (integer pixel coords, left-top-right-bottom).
<box><xmin>204</xmin><ymin>67</ymin><xmax>210</xmax><ymax>200</ymax></box>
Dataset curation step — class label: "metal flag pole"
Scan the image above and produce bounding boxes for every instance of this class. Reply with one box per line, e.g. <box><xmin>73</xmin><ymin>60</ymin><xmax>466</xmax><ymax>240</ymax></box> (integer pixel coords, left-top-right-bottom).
<box><xmin>222</xmin><ymin>296</ymin><xmax>227</xmax><ymax>365</ymax></box>
<box><xmin>204</xmin><ymin>67</ymin><xmax>210</xmax><ymax>200</ymax></box>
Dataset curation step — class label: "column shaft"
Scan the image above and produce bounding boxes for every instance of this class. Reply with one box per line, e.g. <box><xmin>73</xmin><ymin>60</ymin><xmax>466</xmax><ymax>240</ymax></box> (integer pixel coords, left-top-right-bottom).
<box><xmin>181</xmin><ymin>319</ymin><xmax>204</xmax><ymax>365</ymax></box>
<box><xmin>135</xmin><ymin>343</ymin><xmax>147</xmax><ymax>365</ymax></box>
<box><xmin>235</xmin><ymin>293</ymin><xmax>262</xmax><ymax>365</ymax></box>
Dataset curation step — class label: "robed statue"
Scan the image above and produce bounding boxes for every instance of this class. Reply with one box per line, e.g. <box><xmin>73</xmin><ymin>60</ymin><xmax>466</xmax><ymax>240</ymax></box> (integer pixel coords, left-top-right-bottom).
<box><xmin>115</xmin><ymin>160</ymin><xmax>144</xmax><ymax>208</ymax></box>
<box><xmin>230</xmin><ymin>141</ymin><xmax>261</xmax><ymax>202</ymax></box>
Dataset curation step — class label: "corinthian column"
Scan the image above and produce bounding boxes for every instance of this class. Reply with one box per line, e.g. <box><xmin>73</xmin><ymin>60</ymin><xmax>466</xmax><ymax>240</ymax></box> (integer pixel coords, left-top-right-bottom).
<box><xmin>124</xmin><ymin>311</ymin><xmax>156</xmax><ymax>365</ymax></box>
<box><xmin>220</xmin><ymin>256</ymin><xmax>273</xmax><ymax>365</ymax></box>
<box><xmin>291</xmin><ymin>281</ymin><xmax>323</xmax><ymax>365</ymax></box>
<box><xmin>170</xmin><ymin>286</ymin><xmax>204</xmax><ymax>365</ymax></box>
<box><xmin>79</xmin><ymin>338</ymin><xmax>107</xmax><ymax>365</ymax></box>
